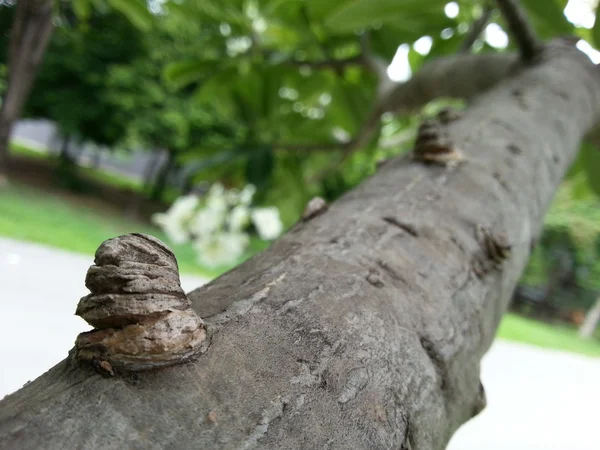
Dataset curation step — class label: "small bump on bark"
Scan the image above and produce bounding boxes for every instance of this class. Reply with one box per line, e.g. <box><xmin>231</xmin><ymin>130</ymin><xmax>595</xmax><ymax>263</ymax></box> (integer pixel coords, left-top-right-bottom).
<box><xmin>302</xmin><ymin>196</ymin><xmax>328</xmax><ymax>221</ymax></box>
<box><xmin>474</xmin><ymin>225</ymin><xmax>512</xmax><ymax>273</ymax></box>
<box><xmin>413</xmin><ymin>118</ymin><xmax>464</xmax><ymax>166</ymax></box>
<box><xmin>436</xmin><ymin>106</ymin><xmax>463</xmax><ymax>124</ymax></box>
<box><xmin>366</xmin><ymin>271</ymin><xmax>384</xmax><ymax>288</ymax></box>
<box><xmin>74</xmin><ymin>233</ymin><xmax>207</xmax><ymax>373</ymax></box>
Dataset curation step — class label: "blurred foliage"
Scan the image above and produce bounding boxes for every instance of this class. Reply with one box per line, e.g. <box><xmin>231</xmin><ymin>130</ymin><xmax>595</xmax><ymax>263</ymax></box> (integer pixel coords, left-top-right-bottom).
<box><xmin>520</xmin><ymin>173</ymin><xmax>600</xmax><ymax>314</ymax></box>
<box><xmin>2</xmin><ymin>0</ymin><xmax>600</xmax><ymax>300</ymax></box>
<box><xmin>22</xmin><ymin>9</ymin><xmax>146</xmax><ymax>148</ymax></box>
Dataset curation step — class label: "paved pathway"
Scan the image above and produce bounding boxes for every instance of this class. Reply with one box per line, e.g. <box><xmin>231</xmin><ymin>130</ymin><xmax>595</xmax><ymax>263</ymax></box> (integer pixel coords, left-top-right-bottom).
<box><xmin>1</xmin><ymin>238</ymin><xmax>599</xmax><ymax>449</ymax></box>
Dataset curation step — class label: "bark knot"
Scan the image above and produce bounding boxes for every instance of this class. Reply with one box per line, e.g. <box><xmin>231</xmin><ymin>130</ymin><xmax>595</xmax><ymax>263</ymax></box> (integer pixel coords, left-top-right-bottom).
<box><xmin>413</xmin><ymin>117</ymin><xmax>464</xmax><ymax>166</ymax></box>
<box><xmin>302</xmin><ymin>196</ymin><xmax>328</xmax><ymax>221</ymax></box>
<box><xmin>74</xmin><ymin>233</ymin><xmax>207</xmax><ymax>373</ymax></box>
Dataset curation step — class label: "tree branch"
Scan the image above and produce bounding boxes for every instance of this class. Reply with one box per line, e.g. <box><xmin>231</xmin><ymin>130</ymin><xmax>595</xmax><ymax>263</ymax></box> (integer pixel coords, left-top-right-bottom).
<box><xmin>2</xmin><ymin>44</ymin><xmax>599</xmax><ymax>450</ymax></box>
<box><xmin>459</xmin><ymin>4</ymin><xmax>494</xmax><ymax>53</ymax></box>
<box><xmin>379</xmin><ymin>52</ymin><xmax>517</xmax><ymax>116</ymax></box>
<box><xmin>495</xmin><ymin>0</ymin><xmax>543</xmax><ymax>60</ymax></box>
<box><xmin>309</xmin><ymin>51</ymin><xmax>518</xmax><ymax>179</ymax></box>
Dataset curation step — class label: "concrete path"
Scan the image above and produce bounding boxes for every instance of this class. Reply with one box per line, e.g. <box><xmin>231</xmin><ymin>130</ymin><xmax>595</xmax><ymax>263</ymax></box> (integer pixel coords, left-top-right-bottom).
<box><xmin>447</xmin><ymin>340</ymin><xmax>599</xmax><ymax>450</ymax></box>
<box><xmin>1</xmin><ymin>238</ymin><xmax>599</xmax><ymax>449</ymax></box>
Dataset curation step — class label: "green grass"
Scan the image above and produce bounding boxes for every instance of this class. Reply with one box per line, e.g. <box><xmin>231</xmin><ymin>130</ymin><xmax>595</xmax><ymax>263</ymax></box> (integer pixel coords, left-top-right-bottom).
<box><xmin>0</xmin><ymin>181</ymin><xmax>233</xmax><ymax>277</ymax></box>
<box><xmin>10</xmin><ymin>140</ymin><xmax>47</xmax><ymax>160</ymax></box>
<box><xmin>11</xmin><ymin>140</ymin><xmax>144</xmax><ymax>192</ymax></box>
<box><xmin>79</xmin><ymin>166</ymin><xmax>143</xmax><ymax>193</ymax></box>
<box><xmin>497</xmin><ymin>313</ymin><xmax>600</xmax><ymax>357</ymax></box>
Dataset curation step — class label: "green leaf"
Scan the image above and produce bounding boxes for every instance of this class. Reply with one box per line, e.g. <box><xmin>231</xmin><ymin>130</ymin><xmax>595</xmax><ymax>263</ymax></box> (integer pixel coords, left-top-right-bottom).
<box><xmin>72</xmin><ymin>0</ymin><xmax>92</xmax><ymax>20</ymax></box>
<box><xmin>593</xmin><ymin>3</ymin><xmax>600</xmax><ymax>48</ymax></box>
<box><xmin>193</xmin><ymin>68</ymin><xmax>238</xmax><ymax>117</ymax></box>
<box><xmin>579</xmin><ymin>142</ymin><xmax>600</xmax><ymax>198</ymax></box>
<box><xmin>407</xmin><ymin>47</ymin><xmax>424</xmax><ymax>72</ymax></box>
<box><xmin>520</xmin><ymin>0</ymin><xmax>573</xmax><ymax>38</ymax></box>
<box><xmin>164</xmin><ymin>60</ymin><xmax>218</xmax><ymax>89</ymax></box>
<box><xmin>107</xmin><ymin>0</ymin><xmax>153</xmax><ymax>31</ymax></box>
<box><xmin>323</xmin><ymin>0</ymin><xmax>452</xmax><ymax>35</ymax></box>
<box><xmin>566</xmin><ymin>145</ymin><xmax>584</xmax><ymax>179</ymax></box>
<box><xmin>245</xmin><ymin>146</ymin><xmax>275</xmax><ymax>190</ymax></box>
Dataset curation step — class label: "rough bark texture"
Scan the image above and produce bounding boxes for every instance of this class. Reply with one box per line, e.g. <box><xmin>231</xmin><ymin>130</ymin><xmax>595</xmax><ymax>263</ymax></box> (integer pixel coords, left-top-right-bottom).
<box><xmin>1</xmin><ymin>44</ymin><xmax>599</xmax><ymax>450</ymax></box>
<box><xmin>0</xmin><ymin>0</ymin><xmax>54</xmax><ymax>178</ymax></box>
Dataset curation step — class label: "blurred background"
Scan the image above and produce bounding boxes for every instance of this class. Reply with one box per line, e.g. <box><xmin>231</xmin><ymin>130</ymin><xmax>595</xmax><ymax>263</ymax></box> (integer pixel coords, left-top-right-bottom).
<box><xmin>0</xmin><ymin>1</ymin><xmax>598</xmax><ymax>449</ymax></box>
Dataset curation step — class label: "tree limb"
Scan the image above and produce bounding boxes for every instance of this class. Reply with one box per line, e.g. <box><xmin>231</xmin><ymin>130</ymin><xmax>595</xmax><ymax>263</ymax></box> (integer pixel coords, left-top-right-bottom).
<box><xmin>495</xmin><ymin>0</ymin><xmax>543</xmax><ymax>60</ymax></box>
<box><xmin>379</xmin><ymin>52</ymin><xmax>516</xmax><ymax>116</ymax></box>
<box><xmin>1</xmin><ymin>42</ymin><xmax>599</xmax><ymax>450</ymax></box>
<box><xmin>459</xmin><ymin>4</ymin><xmax>494</xmax><ymax>53</ymax></box>
<box><xmin>309</xmin><ymin>52</ymin><xmax>518</xmax><ymax>178</ymax></box>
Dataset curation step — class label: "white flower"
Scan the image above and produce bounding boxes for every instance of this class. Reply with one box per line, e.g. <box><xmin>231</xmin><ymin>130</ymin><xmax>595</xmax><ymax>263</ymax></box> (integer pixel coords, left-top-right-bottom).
<box><xmin>168</xmin><ymin>194</ymin><xmax>199</xmax><ymax>220</ymax></box>
<box><xmin>226</xmin><ymin>188</ymin><xmax>240</xmax><ymax>205</ymax></box>
<box><xmin>207</xmin><ymin>195</ymin><xmax>227</xmax><ymax>214</ymax></box>
<box><xmin>229</xmin><ymin>205</ymin><xmax>250</xmax><ymax>231</ymax></box>
<box><xmin>206</xmin><ymin>183</ymin><xmax>228</xmax><ymax>214</ymax></box>
<box><xmin>207</xmin><ymin>182</ymin><xmax>225</xmax><ymax>199</ymax></box>
<box><xmin>151</xmin><ymin>194</ymin><xmax>199</xmax><ymax>244</ymax></box>
<box><xmin>152</xmin><ymin>213</ymin><xmax>190</xmax><ymax>244</ymax></box>
<box><xmin>251</xmin><ymin>207</ymin><xmax>283</xmax><ymax>240</ymax></box>
<box><xmin>188</xmin><ymin>207</ymin><xmax>226</xmax><ymax>238</ymax></box>
<box><xmin>193</xmin><ymin>232</ymin><xmax>249</xmax><ymax>267</ymax></box>
<box><xmin>220</xmin><ymin>231</ymin><xmax>249</xmax><ymax>256</ymax></box>
<box><xmin>239</xmin><ymin>184</ymin><xmax>256</xmax><ymax>205</ymax></box>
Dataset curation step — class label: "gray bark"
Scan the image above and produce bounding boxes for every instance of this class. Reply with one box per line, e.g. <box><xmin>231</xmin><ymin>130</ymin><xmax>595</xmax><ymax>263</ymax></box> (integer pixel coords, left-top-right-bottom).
<box><xmin>1</xmin><ymin>43</ymin><xmax>599</xmax><ymax>450</ymax></box>
<box><xmin>0</xmin><ymin>0</ymin><xmax>54</xmax><ymax>178</ymax></box>
<box><xmin>579</xmin><ymin>296</ymin><xmax>600</xmax><ymax>339</ymax></box>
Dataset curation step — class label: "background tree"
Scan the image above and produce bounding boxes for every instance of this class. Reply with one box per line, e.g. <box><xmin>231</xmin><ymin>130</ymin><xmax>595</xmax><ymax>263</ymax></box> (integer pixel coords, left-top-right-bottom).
<box><xmin>23</xmin><ymin>9</ymin><xmax>146</xmax><ymax>163</ymax></box>
<box><xmin>0</xmin><ymin>0</ymin><xmax>53</xmax><ymax>182</ymax></box>
<box><xmin>0</xmin><ymin>0</ymin><xmax>153</xmax><ymax>180</ymax></box>
<box><xmin>103</xmin><ymin>14</ymin><xmax>240</xmax><ymax>201</ymax></box>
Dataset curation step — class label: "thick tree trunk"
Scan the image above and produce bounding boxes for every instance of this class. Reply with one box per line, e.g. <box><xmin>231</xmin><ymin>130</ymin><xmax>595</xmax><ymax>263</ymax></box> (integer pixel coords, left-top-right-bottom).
<box><xmin>0</xmin><ymin>0</ymin><xmax>54</xmax><ymax>181</ymax></box>
<box><xmin>579</xmin><ymin>296</ymin><xmax>600</xmax><ymax>339</ymax></box>
<box><xmin>1</xmin><ymin>45</ymin><xmax>599</xmax><ymax>449</ymax></box>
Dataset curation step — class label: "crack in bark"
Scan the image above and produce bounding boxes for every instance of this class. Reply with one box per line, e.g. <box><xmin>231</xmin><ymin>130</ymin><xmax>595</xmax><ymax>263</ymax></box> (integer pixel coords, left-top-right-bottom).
<box><xmin>382</xmin><ymin>217</ymin><xmax>419</xmax><ymax>237</ymax></box>
<box><xmin>418</xmin><ymin>336</ymin><xmax>449</xmax><ymax>395</ymax></box>
<box><xmin>376</xmin><ymin>259</ymin><xmax>409</xmax><ymax>285</ymax></box>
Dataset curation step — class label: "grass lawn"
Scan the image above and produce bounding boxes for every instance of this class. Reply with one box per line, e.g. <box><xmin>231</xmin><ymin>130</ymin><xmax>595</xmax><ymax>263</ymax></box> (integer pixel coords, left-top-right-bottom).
<box><xmin>497</xmin><ymin>313</ymin><xmax>600</xmax><ymax>358</ymax></box>
<box><xmin>10</xmin><ymin>140</ymin><xmax>145</xmax><ymax>193</ymax></box>
<box><xmin>0</xmin><ymin>181</ymin><xmax>261</xmax><ymax>278</ymax></box>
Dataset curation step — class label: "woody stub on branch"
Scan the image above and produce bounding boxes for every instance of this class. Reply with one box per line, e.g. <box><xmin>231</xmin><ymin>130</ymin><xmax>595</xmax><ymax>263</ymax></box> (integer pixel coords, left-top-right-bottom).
<box><xmin>1</xmin><ymin>1</ymin><xmax>600</xmax><ymax>449</ymax></box>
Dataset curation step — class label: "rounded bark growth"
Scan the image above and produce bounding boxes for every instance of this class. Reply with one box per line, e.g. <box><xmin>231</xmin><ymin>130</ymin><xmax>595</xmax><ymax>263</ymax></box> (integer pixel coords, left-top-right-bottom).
<box><xmin>74</xmin><ymin>233</ymin><xmax>206</xmax><ymax>372</ymax></box>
